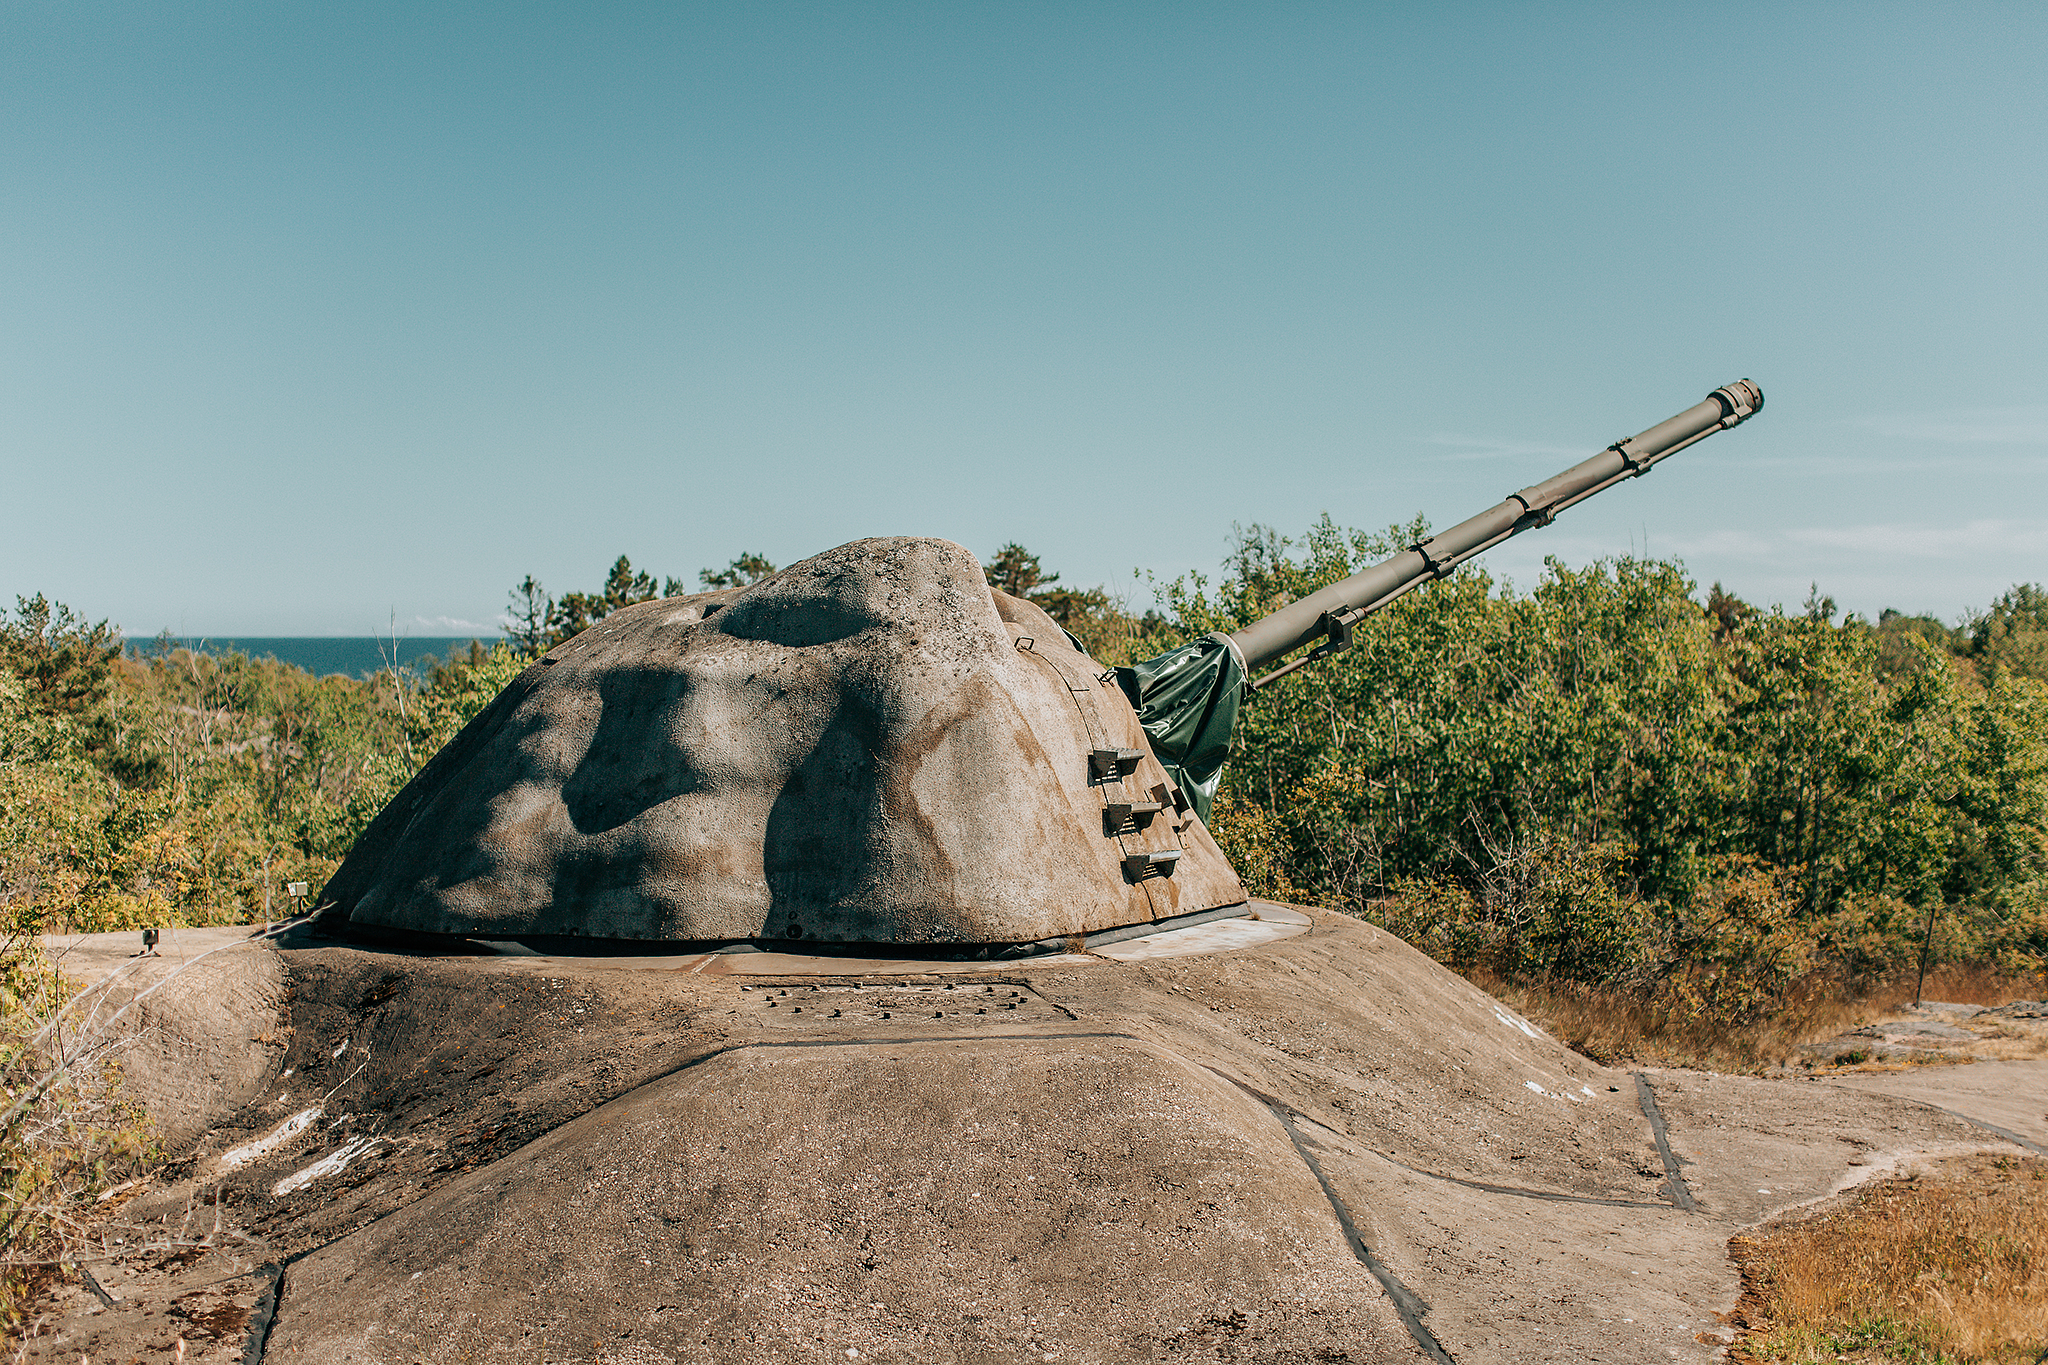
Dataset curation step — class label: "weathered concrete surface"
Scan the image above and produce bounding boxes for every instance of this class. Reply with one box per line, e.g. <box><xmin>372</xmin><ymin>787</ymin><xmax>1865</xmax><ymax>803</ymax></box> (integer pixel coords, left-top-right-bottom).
<box><xmin>1824</xmin><ymin>1059</ymin><xmax>2048</xmax><ymax>1150</ymax></box>
<box><xmin>315</xmin><ymin>538</ymin><xmax>1244</xmax><ymax>947</ymax></box>
<box><xmin>41</xmin><ymin>925</ymin><xmax>286</xmax><ymax>1150</ymax></box>
<box><xmin>270</xmin><ymin>1041</ymin><xmax>1408</xmax><ymax>1364</ymax></box>
<box><xmin>30</xmin><ymin>907</ymin><xmax>2042</xmax><ymax>1364</ymax></box>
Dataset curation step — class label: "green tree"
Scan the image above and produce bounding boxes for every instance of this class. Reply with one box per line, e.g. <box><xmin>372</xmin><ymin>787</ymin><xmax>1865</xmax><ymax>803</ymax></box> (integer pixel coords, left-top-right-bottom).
<box><xmin>1705</xmin><ymin>582</ymin><xmax>1754</xmax><ymax>642</ymax></box>
<box><xmin>510</xmin><ymin>551</ymin><xmax>787</xmax><ymax>652</ymax></box>
<box><xmin>983</xmin><ymin>544</ymin><xmax>1053</xmax><ymax>599</ymax></box>
<box><xmin>506</xmin><ymin>576</ymin><xmax>551</xmax><ymax>657</ymax></box>
<box><xmin>980</xmin><ymin>542</ymin><xmax>1130</xmax><ymax>654</ymax></box>
<box><xmin>0</xmin><ymin>596</ymin><xmax>121</xmax><ymax>720</ymax></box>
<box><xmin>1967</xmin><ymin>583</ymin><xmax>2048</xmax><ymax>684</ymax></box>
<box><xmin>1150</xmin><ymin>519</ymin><xmax>2048</xmax><ymax>998</ymax></box>
<box><xmin>699</xmin><ymin>552</ymin><xmax>778</xmax><ymax>590</ymax></box>
<box><xmin>406</xmin><ymin>643</ymin><xmax>532</xmax><ymax>759</ymax></box>
<box><xmin>543</xmin><ymin>555</ymin><xmax>661</xmax><ymax>647</ymax></box>
<box><xmin>1871</xmin><ymin>607</ymin><xmax>1964</xmax><ymax>683</ymax></box>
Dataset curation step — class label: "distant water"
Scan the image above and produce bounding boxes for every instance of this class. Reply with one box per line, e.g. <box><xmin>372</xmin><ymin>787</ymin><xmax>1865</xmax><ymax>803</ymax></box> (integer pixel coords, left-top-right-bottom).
<box><xmin>127</xmin><ymin>636</ymin><xmax>504</xmax><ymax>680</ymax></box>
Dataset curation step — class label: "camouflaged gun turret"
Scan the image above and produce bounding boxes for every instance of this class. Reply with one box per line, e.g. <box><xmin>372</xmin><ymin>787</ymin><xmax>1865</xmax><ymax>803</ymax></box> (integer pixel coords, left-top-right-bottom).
<box><xmin>313</xmin><ymin>381</ymin><xmax>1761</xmax><ymax>953</ymax></box>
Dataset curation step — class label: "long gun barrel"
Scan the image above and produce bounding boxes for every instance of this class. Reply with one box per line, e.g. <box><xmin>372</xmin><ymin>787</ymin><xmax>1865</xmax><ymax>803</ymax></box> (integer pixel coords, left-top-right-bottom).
<box><xmin>1226</xmin><ymin>379</ymin><xmax>1765</xmax><ymax>688</ymax></box>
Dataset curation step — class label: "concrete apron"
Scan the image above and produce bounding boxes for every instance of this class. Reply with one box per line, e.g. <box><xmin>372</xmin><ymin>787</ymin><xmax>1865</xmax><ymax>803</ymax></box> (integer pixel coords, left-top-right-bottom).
<box><xmin>28</xmin><ymin>907</ymin><xmax>2040</xmax><ymax>1365</ymax></box>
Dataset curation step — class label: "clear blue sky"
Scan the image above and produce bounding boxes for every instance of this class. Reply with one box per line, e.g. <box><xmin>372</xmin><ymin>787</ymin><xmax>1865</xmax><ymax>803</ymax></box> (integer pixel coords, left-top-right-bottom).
<box><xmin>5</xmin><ymin>3</ymin><xmax>2043</xmax><ymax>637</ymax></box>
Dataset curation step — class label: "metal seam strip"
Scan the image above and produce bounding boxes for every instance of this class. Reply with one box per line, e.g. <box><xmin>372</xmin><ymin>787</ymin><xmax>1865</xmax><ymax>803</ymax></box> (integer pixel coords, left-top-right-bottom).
<box><xmin>1852</xmin><ymin>1098</ymin><xmax>2048</xmax><ymax>1157</ymax></box>
<box><xmin>1369</xmin><ymin>1152</ymin><xmax>1673</xmax><ymax>1210</ymax></box>
<box><xmin>240</xmin><ymin>1261</ymin><xmax>284</xmax><ymax>1364</ymax></box>
<box><xmin>73</xmin><ymin>1261</ymin><xmax>116</xmax><ymax>1309</ymax></box>
<box><xmin>1929</xmin><ymin>1105</ymin><xmax>2048</xmax><ymax>1156</ymax></box>
<box><xmin>1632</xmin><ymin>1073</ymin><xmax>1696</xmax><ymax>1212</ymax></box>
<box><xmin>1202</xmin><ymin>1069</ymin><xmax>1454</xmax><ymax>1363</ymax></box>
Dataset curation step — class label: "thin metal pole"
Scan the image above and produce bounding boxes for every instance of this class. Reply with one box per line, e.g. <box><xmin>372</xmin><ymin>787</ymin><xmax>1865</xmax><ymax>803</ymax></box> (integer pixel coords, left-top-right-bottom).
<box><xmin>1913</xmin><ymin>901</ymin><xmax>1939</xmax><ymax>1006</ymax></box>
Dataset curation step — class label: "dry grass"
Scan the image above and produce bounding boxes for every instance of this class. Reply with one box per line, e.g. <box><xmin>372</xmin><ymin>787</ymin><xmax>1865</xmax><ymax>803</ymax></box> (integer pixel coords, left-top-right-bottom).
<box><xmin>1476</xmin><ymin>964</ymin><xmax>2048</xmax><ymax>1074</ymax></box>
<box><xmin>1953</xmin><ymin>1031</ymin><xmax>2048</xmax><ymax>1063</ymax></box>
<box><xmin>1730</xmin><ymin>1152</ymin><xmax>2048</xmax><ymax>1364</ymax></box>
<box><xmin>1880</xmin><ymin>965</ymin><xmax>2048</xmax><ymax>1012</ymax></box>
<box><xmin>0</xmin><ymin>924</ymin><xmax>300</xmax><ymax>1331</ymax></box>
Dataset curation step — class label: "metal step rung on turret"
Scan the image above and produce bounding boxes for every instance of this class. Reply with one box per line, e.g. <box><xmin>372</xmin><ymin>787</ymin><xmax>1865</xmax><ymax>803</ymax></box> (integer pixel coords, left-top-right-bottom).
<box><xmin>1103</xmin><ymin>801</ymin><xmax>1165</xmax><ymax>834</ymax></box>
<box><xmin>1090</xmin><ymin>748</ymin><xmax>1145</xmax><ymax>780</ymax></box>
<box><xmin>1122</xmin><ymin>849</ymin><xmax>1183</xmax><ymax>879</ymax></box>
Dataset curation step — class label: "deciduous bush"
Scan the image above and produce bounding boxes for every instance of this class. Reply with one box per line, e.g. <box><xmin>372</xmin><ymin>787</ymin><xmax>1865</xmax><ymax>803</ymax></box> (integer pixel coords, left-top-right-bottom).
<box><xmin>1175</xmin><ymin>524</ymin><xmax>2048</xmax><ymax>1015</ymax></box>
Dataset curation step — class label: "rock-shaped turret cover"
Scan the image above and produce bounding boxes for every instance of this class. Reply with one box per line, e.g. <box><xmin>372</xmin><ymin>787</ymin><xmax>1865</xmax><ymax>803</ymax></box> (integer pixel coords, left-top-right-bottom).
<box><xmin>317</xmin><ymin>537</ymin><xmax>1245</xmax><ymax>945</ymax></box>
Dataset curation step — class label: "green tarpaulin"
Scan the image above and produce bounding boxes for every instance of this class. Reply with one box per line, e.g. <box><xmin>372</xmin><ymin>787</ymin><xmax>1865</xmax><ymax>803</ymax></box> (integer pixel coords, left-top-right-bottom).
<box><xmin>1113</xmin><ymin>633</ymin><xmax>1245</xmax><ymax>823</ymax></box>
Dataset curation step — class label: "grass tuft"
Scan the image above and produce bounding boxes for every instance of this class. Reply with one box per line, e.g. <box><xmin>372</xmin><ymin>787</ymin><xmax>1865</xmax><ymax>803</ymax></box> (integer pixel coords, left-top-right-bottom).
<box><xmin>1731</xmin><ymin>1152</ymin><xmax>2048</xmax><ymax>1364</ymax></box>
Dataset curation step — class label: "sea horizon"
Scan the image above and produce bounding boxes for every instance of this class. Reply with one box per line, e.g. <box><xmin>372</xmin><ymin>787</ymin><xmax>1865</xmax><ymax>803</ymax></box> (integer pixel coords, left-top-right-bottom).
<box><xmin>124</xmin><ymin>635</ymin><xmax>508</xmax><ymax>680</ymax></box>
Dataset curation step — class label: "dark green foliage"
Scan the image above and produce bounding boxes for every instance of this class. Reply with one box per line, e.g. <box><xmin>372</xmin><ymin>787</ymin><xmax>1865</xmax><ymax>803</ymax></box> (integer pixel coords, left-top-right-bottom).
<box><xmin>699</xmin><ymin>552</ymin><xmax>778</xmax><ymax>590</ymax></box>
<box><xmin>982</xmin><ymin>541</ymin><xmax>1112</xmax><ymax>627</ymax></box>
<box><xmin>1706</xmin><ymin>582</ymin><xmax>1753</xmax><ymax>642</ymax></box>
<box><xmin>508</xmin><ymin>554</ymin><xmax>739</xmax><ymax>655</ymax></box>
<box><xmin>1373</xmin><ymin>842</ymin><xmax>1650</xmax><ymax>988</ymax></box>
<box><xmin>1873</xmin><ymin>607</ymin><xmax>1963</xmax><ymax>682</ymax></box>
<box><xmin>982</xmin><ymin>543</ymin><xmax>1053</xmax><ymax>598</ymax></box>
<box><xmin>980</xmin><ymin>542</ymin><xmax>1167</xmax><ymax>663</ymax></box>
<box><xmin>508</xmin><ymin>552</ymin><xmax>785</xmax><ymax>658</ymax></box>
<box><xmin>0</xmin><ymin>596</ymin><xmax>121</xmax><ymax>721</ymax></box>
<box><xmin>1174</xmin><ymin>520</ymin><xmax>2048</xmax><ymax>1013</ymax></box>
<box><xmin>1966</xmin><ymin>582</ymin><xmax>2048</xmax><ymax>685</ymax></box>
<box><xmin>547</xmin><ymin>555</ymin><xmax>660</xmax><ymax>645</ymax></box>
<box><xmin>2</xmin><ymin>618</ymin><xmax>527</xmax><ymax>933</ymax></box>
